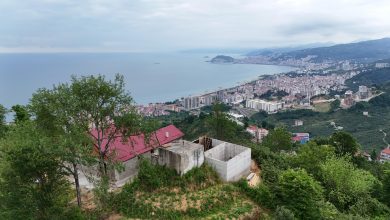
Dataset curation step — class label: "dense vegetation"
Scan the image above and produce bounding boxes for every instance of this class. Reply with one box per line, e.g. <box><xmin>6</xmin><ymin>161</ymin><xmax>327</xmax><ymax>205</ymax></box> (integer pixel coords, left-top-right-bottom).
<box><xmin>1</xmin><ymin>74</ymin><xmax>390</xmax><ymax>219</ymax></box>
<box><xmin>241</xmin><ymin>136</ymin><xmax>390</xmax><ymax>219</ymax></box>
<box><xmin>346</xmin><ymin>67</ymin><xmax>390</xmax><ymax>90</ymax></box>
<box><xmin>249</xmin><ymin>84</ymin><xmax>390</xmax><ymax>151</ymax></box>
<box><xmin>158</xmin><ymin>103</ymin><xmax>252</xmax><ymax>144</ymax></box>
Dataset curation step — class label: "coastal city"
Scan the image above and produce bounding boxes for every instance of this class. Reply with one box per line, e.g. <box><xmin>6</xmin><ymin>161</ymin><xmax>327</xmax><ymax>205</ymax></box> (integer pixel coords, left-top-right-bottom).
<box><xmin>3</xmin><ymin>1</ymin><xmax>390</xmax><ymax>219</ymax></box>
<box><xmin>136</xmin><ymin>60</ymin><xmax>379</xmax><ymax>117</ymax></box>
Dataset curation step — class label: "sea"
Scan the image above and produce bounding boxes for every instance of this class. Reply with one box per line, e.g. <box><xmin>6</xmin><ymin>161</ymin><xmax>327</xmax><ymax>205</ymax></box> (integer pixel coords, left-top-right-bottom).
<box><xmin>0</xmin><ymin>52</ymin><xmax>294</xmax><ymax>110</ymax></box>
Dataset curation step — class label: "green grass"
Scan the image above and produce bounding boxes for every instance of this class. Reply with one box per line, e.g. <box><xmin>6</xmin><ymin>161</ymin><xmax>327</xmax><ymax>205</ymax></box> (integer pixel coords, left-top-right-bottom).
<box><xmin>313</xmin><ymin>102</ymin><xmax>331</xmax><ymax>112</ymax></box>
<box><xmin>111</xmin><ymin>161</ymin><xmax>267</xmax><ymax>219</ymax></box>
<box><xmin>128</xmin><ymin>184</ymin><xmax>260</xmax><ymax>219</ymax></box>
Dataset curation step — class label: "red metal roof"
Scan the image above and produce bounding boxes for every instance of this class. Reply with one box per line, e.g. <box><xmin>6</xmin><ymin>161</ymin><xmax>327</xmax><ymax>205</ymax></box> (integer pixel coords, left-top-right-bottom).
<box><xmin>292</xmin><ymin>136</ymin><xmax>302</xmax><ymax>142</ymax></box>
<box><xmin>90</xmin><ymin>124</ymin><xmax>184</xmax><ymax>162</ymax></box>
<box><xmin>381</xmin><ymin>148</ymin><xmax>390</xmax><ymax>155</ymax></box>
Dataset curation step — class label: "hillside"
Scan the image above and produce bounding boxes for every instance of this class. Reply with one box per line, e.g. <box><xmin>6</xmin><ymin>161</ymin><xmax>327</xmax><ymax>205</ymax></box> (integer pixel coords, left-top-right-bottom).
<box><xmin>209</xmin><ymin>55</ymin><xmax>235</xmax><ymax>63</ymax></box>
<box><xmin>346</xmin><ymin>67</ymin><xmax>390</xmax><ymax>90</ymax></box>
<box><xmin>246</xmin><ymin>42</ymin><xmax>334</xmax><ymax>57</ymax></box>
<box><xmin>247</xmin><ymin>38</ymin><xmax>390</xmax><ymax>63</ymax></box>
<box><xmin>249</xmin><ymin>83</ymin><xmax>390</xmax><ymax>152</ymax></box>
<box><xmin>274</xmin><ymin>38</ymin><xmax>390</xmax><ymax>63</ymax></box>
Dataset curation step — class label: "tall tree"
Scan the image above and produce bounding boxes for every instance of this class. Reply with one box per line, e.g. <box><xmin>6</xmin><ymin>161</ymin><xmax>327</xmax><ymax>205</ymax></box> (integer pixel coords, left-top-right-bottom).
<box><xmin>320</xmin><ymin>156</ymin><xmax>378</xmax><ymax>212</ymax></box>
<box><xmin>0</xmin><ymin>104</ymin><xmax>7</xmax><ymax>138</ymax></box>
<box><xmin>329</xmin><ymin>131</ymin><xmax>360</xmax><ymax>156</ymax></box>
<box><xmin>11</xmin><ymin>104</ymin><xmax>30</xmax><ymax>124</ymax></box>
<box><xmin>31</xmin><ymin>74</ymin><xmax>144</xmax><ymax>206</ymax></box>
<box><xmin>262</xmin><ymin>127</ymin><xmax>292</xmax><ymax>152</ymax></box>
<box><xmin>207</xmin><ymin>102</ymin><xmax>235</xmax><ymax>141</ymax></box>
<box><xmin>292</xmin><ymin>142</ymin><xmax>335</xmax><ymax>179</ymax></box>
<box><xmin>382</xmin><ymin>163</ymin><xmax>390</xmax><ymax>207</ymax></box>
<box><xmin>0</xmin><ymin>122</ymin><xmax>71</xmax><ymax>219</ymax></box>
<box><xmin>277</xmin><ymin>169</ymin><xmax>324</xmax><ymax>219</ymax></box>
<box><xmin>69</xmin><ymin>74</ymin><xmax>142</xmax><ymax>179</ymax></box>
<box><xmin>30</xmin><ymin>85</ymin><xmax>92</xmax><ymax>207</ymax></box>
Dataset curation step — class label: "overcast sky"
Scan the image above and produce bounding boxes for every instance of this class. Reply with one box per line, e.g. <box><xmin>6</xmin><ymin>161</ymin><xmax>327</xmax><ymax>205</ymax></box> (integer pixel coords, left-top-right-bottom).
<box><xmin>1</xmin><ymin>0</ymin><xmax>390</xmax><ymax>52</ymax></box>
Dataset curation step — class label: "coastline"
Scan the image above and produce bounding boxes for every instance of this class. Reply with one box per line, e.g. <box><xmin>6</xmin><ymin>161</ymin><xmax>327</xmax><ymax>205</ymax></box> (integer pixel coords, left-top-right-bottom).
<box><xmin>0</xmin><ymin>52</ymin><xmax>295</xmax><ymax>111</ymax></box>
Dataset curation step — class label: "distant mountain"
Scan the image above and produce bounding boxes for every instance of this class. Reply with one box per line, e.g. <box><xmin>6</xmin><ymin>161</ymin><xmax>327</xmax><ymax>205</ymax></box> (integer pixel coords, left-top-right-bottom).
<box><xmin>274</xmin><ymin>38</ymin><xmax>390</xmax><ymax>63</ymax></box>
<box><xmin>180</xmin><ymin>48</ymin><xmax>252</xmax><ymax>54</ymax></box>
<box><xmin>246</xmin><ymin>42</ymin><xmax>334</xmax><ymax>57</ymax></box>
<box><xmin>209</xmin><ymin>55</ymin><xmax>235</xmax><ymax>63</ymax></box>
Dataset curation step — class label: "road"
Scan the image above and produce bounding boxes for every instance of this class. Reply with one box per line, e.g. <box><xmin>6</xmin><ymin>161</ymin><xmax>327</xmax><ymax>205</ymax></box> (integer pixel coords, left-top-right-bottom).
<box><xmin>233</xmin><ymin>107</ymin><xmax>258</xmax><ymax>118</ymax></box>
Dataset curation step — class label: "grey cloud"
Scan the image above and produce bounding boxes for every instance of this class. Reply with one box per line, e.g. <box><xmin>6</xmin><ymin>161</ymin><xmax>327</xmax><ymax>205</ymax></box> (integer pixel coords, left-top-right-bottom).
<box><xmin>1</xmin><ymin>0</ymin><xmax>390</xmax><ymax>52</ymax></box>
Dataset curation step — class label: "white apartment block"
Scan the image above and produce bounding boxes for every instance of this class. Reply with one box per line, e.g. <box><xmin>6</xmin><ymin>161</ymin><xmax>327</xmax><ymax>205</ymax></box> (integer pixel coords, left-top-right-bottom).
<box><xmin>246</xmin><ymin>99</ymin><xmax>283</xmax><ymax>113</ymax></box>
<box><xmin>184</xmin><ymin>96</ymin><xmax>200</xmax><ymax>110</ymax></box>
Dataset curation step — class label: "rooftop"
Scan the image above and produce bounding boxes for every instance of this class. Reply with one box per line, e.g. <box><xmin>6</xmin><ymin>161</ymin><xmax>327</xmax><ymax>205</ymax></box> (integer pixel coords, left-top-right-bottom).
<box><xmin>162</xmin><ymin>140</ymin><xmax>203</xmax><ymax>154</ymax></box>
<box><xmin>90</xmin><ymin>124</ymin><xmax>184</xmax><ymax>162</ymax></box>
<box><xmin>381</xmin><ymin>148</ymin><xmax>390</xmax><ymax>155</ymax></box>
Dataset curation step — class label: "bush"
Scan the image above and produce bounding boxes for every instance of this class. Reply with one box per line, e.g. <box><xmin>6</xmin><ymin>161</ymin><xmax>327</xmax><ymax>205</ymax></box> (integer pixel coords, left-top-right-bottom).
<box><xmin>137</xmin><ymin>158</ymin><xmax>179</xmax><ymax>191</ymax></box>
<box><xmin>274</xmin><ymin>206</ymin><xmax>295</xmax><ymax>220</ymax></box>
<box><xmin>235</xmin><ymin>180</ymin><xmax>275</xmax><ymax>209</ymax></box>
<box><xmin>182</xmin><ymin>164</ymin><xmax>220</xmax><ymax>188</ymax></box>
<box><xmin>276</xmin><ymin>169</ymin><xmax>323</xmax><ymax>219</ymax></box>
<box><xmin>137</xmin><ymin>158</ymin><xmax>219</xmax><ymax>192</ymax></box>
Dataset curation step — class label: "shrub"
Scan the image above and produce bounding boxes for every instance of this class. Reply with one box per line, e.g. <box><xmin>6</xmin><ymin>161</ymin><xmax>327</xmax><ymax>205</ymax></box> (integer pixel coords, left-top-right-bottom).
<box><xmin>137</xmin><ymin>158</ymin><xmax>179</xmax><ymax>191</ymax></box>
<box><xmin>235</xmin><ymin>180</ymin><xmax>275</xmax><ymax>209</ymax></box>
<box><xmin>274</xmin><ymin>206</ymin><xmax>295</xmax><ymax>220</ymax></box>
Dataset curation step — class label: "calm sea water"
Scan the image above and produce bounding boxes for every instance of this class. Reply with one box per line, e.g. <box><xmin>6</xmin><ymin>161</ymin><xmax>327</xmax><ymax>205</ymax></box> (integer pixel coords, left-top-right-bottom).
<box><xmin>0</xmin><ymin>52</ymin><xmax>293</xmax><ymax>109</ymax></box>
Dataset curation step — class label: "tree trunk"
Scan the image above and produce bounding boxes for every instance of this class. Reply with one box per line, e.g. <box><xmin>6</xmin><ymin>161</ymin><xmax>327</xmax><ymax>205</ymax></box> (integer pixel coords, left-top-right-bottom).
<box><xmin>99</xmin><ymin>153</ymin><xmax>107</xmax><ymax>177</ymax></box>
<box><xmin>73</xmin><ymin>163</ymin><xmax>82</xmax><ymax>207</ymax></box>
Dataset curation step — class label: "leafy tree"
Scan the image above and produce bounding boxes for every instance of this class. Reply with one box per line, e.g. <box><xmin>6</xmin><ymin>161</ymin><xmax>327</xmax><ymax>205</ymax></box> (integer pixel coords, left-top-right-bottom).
<box><xmin>243</xmin><ymin>116</ymin><xmax>249</xmax><ymax>128</ymax></box>
<box><xmin>30</xmin><ymin>85</ymin><xmax>93</xmax><ymax>207</ymax></box>
<box><xmin>292</xmin><ymin>142</ymin><xmax>335</xmax><ymax>179</ymax></box>
<box><xmin>320</xmin><ymin>156</ymin><xmax>379</xmax><ymax>212</ymax></box>
<box><xmin>276</xmin><ymin>169</ymin><xmax>323</xmax><ymax>219</ymax></box>
<box><xmin>30</xmin><ymin>74</ymin><xmax>145</xmax><ymax>207</ymax></box>
<box><xmin>274</xmin><ymin>206</ymin><xmax>295</xmax><ymax>220</ymax></box>
<box><xmin>68</xmin><ymin>74</ymin><xmax>143</xmax><ymax>180</ymax></box>
<box><xmin>262</xmin><ymin>127</ymin><xmax>292</xmax><ymax>152</ymax></box>
<box><xmin>0</xmin><ymin>122</ymin><xmax>71</xmax><ymax>219</ymax></box>
<box><xmin>349</xmin><ymin>195</ymin><xmax>390</xmax><ymax>218</ymax></box>
<box><xmin>371</xmin><ymin>149</ymin><xmax>378</xmax><ymax>161</ymax></box>
<box><xmin>207</xmin><ymin>102</ymin><xmax>235</xmax><ymax>141</ymax></box>
<box><xmin>329</xmin><ymin>99</ymin><xmax>340</xmax><ymax>112</ymax></box>
<box><xmin>11</xmin><ymin>104</ymin><xmax>30</xmax><ymax>123</ymax></box>
<box><xmin>311</xmin><ymin>136</ymin><xmax>330</xmax><ymax>145</ymax></box>
<box><xmin>0</xmin><ymin>104</ymin><xmax>7</xmax><ymax>138</ymax></box>
<box><xmin>329</xmin><ymin>131</ymin><xmax>360</xmax><ymax>156</ymax></box>
<box><xmin>382</xmin><ymin>163</ymin><xmax>390</xmax><ymax>207</ymax></box>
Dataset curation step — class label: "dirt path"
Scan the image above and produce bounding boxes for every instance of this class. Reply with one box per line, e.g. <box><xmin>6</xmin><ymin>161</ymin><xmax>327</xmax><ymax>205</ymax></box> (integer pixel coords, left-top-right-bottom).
<box><xmin>380</xmin><ymin>129</ymin><xmax>389</xmax><ymax>147</ymax></box>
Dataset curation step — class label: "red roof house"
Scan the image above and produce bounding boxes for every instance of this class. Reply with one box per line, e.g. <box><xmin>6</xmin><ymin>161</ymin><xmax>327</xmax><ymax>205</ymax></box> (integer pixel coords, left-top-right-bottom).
<box><xmin>380</xmin><ymin>147</ymin><xmax>390</xmax><ymax>162</ymax></box>
<box><xmin>90</xmin><ymin>124</ymin><xmax>184</xmax><ymax>162</ymax></box>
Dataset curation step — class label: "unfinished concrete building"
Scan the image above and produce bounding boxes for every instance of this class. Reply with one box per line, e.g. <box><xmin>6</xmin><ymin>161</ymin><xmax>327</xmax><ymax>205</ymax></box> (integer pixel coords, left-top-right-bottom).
<box><xmin>204</xmin><ymin>139</ymin><xmax>251</xmax><ymax>182</ymax></box>
<box><xmin>157</xmin><ymin>140</ymin><xmax>204</xmax><ymax>175</ymax></box>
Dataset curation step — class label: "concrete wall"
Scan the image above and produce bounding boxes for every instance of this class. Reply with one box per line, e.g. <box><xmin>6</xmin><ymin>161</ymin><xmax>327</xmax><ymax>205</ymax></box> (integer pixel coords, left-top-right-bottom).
<box><xmin>205</xmin><ymin>140</ymin><xmax>251</xmax><ymax>182</ymax></box>
<box><xmin>78</xmin><ymin>152</ymin><xmax>152</xmax><ymax>188</ymax></box>
<box><xmin>225</xmin><ymin>148</ymin><xmax>251</xmax><ymax>181</ymax></box>
<box><xmin>211</xmin><ymin>139</ymin><xmax>225</xmax><ymax>148</ymax></box>
<box><xmin>114</xmin><ymin>152</ymin><xmax>151</xmax><ymax>187</ymax></box>
<box><xmin>158</xmin><ymin>144</ymin><xmax>204</xmax><ymax>175</ymax></box>
<box><xmin>204</xmin><ymin>156</ymin><xmax>227</xmax><ymax>180</ymax></box>
<box><xmin>204</xmin><ymin>142</ymin><xmax>227</xmax><ymax>161</ymax></box>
